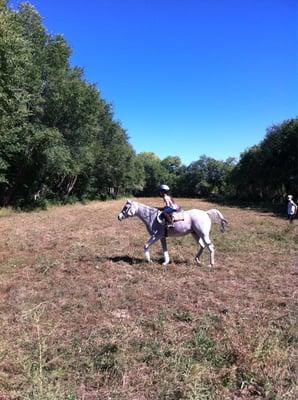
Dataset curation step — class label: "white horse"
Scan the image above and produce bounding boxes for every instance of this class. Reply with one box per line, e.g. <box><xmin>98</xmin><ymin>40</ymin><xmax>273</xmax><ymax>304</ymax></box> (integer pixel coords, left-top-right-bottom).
<box><xmin>118</xmin><ymin>200</ymin><xmax>227</xmax><ymax>267</ymax></box>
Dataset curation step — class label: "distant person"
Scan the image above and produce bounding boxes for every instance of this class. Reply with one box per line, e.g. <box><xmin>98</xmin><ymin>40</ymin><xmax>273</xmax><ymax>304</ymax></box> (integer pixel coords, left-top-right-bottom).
<box><xmin>158</xmin><ymin>184</ymin><xmax>180</xmax><ymax>228</ymax></box>
<box><xmin>287</xmin><ymin>195</ymin><xmax>297</xmax><ymax>223</ymax></box>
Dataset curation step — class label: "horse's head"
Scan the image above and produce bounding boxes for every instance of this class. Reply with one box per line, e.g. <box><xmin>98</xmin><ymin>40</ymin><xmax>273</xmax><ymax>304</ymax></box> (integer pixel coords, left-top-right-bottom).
<box><xmin>118</xmin><ymin>200</ymin><xmax>138</xmax><ymax>221</ymax></box>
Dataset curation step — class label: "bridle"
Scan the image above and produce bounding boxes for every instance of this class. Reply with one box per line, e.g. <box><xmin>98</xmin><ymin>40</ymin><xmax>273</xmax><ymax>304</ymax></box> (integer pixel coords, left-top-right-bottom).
<box><xmin>118</xmin><ymin>201</ymin><xmax>135</xmax><ymax>220</ymax></box>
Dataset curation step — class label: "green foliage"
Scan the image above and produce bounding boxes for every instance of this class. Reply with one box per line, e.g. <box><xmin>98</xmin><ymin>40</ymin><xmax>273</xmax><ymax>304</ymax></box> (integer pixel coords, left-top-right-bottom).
<box><xmin>230</xmin><ymin>118</ymin><xmax>298</xmax><ymax>202</ymax></box>
<box><xmin>0</xmin><ymin>1</ymin><xmax>296</xmax><ymax>207</ymax></box>
<box><xmin>135</xmin><ymin>152</ymin><xmax>169</xmax><ymax>196</ymax></box>
<box><xmin>0</xmin><ymin>1</ymin><xmax>139</xmax><ymax>207</ymax></box>
<box><xmin>176</xmin><ymin>155</ymin><xmax>236</xmax><ymax>198</ymax></box>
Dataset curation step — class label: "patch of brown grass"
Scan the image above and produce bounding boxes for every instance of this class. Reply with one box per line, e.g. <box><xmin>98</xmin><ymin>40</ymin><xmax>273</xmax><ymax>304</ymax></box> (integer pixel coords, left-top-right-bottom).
<box><xmin>0</xmin><ymin>198</ymin><xmax>297</xmax><ymax>399</ymax></box>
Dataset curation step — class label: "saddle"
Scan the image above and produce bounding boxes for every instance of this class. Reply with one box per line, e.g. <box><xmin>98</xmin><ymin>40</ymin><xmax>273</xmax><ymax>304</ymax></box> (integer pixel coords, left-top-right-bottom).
<box><xmin>156</xmin><ymin>210</ymin><xmax>184</xmax><ymax>225</ymax></box>
<box><xmin>172</xmin><ymin>210</ymin><xmax>185</xmax><ymax>223</ymax></box>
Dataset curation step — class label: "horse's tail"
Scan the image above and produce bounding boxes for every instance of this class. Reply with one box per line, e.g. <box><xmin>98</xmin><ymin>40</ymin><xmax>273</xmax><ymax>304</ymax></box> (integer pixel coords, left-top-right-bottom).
<box><xmin>206</xmin><ymin>209</ymin><xmax>228</xmax><ymax>233</ymax></box>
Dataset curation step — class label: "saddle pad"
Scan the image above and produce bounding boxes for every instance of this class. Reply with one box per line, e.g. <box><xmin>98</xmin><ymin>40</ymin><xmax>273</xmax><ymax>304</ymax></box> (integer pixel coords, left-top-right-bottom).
<box><xmin>173</xmin><ymin>210</ymin><xmax>184</xmax><ymax>222</ymax></box>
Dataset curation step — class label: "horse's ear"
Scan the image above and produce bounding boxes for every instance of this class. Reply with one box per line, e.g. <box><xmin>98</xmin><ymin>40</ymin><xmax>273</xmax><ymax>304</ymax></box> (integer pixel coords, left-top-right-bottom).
<box><xmin>127</xmin><ymin>199</ymin><xmax>132</xmax><ymax>204</ymax></box>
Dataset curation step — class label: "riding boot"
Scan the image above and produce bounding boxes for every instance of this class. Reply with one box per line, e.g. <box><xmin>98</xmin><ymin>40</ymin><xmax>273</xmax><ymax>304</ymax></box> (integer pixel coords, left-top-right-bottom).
<box><xmin>164</xmin><ymin>213</ymin><xmax>174</xmax><ymax>228</ymax></box>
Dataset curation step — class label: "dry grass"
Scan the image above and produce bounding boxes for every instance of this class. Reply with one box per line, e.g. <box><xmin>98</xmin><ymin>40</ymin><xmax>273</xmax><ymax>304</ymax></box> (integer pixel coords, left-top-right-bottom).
<box><xmin>0</xmin><ymin>198</ymin><xmax>297</xmax><ymax>400</ymax></box>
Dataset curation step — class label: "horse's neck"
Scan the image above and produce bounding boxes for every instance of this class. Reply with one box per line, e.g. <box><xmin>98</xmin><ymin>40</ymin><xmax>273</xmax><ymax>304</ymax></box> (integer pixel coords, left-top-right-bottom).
<box><xmin>135</xmin><ymin>203</ymin><xmax>157</xmax><ymax>230</ymax></box>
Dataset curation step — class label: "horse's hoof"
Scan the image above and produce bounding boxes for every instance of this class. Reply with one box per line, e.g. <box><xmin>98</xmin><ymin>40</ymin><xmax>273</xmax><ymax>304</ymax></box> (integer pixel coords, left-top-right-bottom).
<box><xmin>207</xmin><ymin>264</ymin><xmax>214</xmax><ymax>268</ymax></box>
<box><xmin>195</xmin><ymin>258</ymin><xmax>202</xmax><ymax>266</ymax></box>
<box><xmin>162</xmin><ymin>261</ymin><xmax>170</xmax><ymax>266</ymax></box>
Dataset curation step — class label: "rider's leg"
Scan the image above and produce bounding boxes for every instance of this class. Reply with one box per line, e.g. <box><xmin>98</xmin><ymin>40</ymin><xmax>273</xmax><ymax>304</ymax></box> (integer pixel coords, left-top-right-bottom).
<box><xmin>163</xmin><ymin>213</ymin><xmax>174</xmax><ymax>227</ymax></box>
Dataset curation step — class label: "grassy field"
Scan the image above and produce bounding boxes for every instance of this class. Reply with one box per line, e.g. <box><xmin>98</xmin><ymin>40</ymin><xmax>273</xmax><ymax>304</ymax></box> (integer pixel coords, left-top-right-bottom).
<box><xmin>0</xmin><ymin>198</ymin><xmax>297</xmax><ymax>400</ymax></box>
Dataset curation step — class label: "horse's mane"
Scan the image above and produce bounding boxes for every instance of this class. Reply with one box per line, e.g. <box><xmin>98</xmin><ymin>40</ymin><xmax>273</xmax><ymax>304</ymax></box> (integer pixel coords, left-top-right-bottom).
<box><xmin>133</xmin><ymin>201</ymin><xmax>158</xmax><ymax>216</ymax></box>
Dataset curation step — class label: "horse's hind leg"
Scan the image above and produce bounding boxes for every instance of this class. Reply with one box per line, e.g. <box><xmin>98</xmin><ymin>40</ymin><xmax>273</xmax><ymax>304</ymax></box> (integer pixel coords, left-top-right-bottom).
<box><xmin>194</xmin><ymin>232</ymin><xmax>215</xmax><ymax>267</ymax></box>
<box><xmin>192</xmin><ymin>233</ymin><xmax>205</xmax><ymax>266</ymax></box>
<box><xmin>202</xmin><ymin>234</ymin><xmax>214</xmax><ymax>267</ymax></box>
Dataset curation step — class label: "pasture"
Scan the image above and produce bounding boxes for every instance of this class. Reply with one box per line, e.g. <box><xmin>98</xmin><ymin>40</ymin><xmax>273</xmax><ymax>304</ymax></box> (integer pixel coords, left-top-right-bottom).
<box><xmin>0</xmin><ymin>198</ymin><xmax>297</xmax><ymax>400</ymax></box>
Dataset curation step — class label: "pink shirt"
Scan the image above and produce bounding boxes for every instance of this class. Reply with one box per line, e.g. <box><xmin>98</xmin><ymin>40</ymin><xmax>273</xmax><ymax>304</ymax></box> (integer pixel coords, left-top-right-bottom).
<box><xmin>163</xmin><ymin>194</ymin><xmax>179</xmax><ymax>210</ymax></box>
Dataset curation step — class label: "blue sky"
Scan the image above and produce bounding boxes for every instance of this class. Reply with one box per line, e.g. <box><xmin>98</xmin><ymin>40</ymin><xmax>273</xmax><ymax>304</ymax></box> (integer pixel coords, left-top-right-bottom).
<box><xmin>12</xmin><ymin>0</ymin><xmax>297</xmax><ymax>165</ymax></box>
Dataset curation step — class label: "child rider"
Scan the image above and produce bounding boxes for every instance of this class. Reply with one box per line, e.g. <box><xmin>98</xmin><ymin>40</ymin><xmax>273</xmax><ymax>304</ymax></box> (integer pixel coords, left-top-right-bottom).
<box><xmin>159</xmin><ymin>184</ymin><xmax>180</xmax><ymax>228</ymax></box>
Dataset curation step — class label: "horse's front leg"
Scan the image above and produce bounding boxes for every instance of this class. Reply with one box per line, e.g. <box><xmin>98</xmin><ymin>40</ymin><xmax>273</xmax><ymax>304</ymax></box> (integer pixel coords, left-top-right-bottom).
<box><xmin>160</xmin><ymin>237</ymin><xmax>170</xmax><ymax>265</ymax></box>
<box><xmin>144</xmin><ymin>235</ymin><xmax>160</xmax><ymax>263</ymax></box>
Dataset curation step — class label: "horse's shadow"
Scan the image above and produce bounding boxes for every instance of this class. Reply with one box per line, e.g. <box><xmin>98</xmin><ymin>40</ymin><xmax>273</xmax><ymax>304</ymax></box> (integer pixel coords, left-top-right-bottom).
<box><xmin>98</xmin><ymin>255</ymin><xmax>145</xmax><ymax>265</ymax></box>
<box><xmin>98</xmin><ymin>255</ymin><xmax>190</xmax><ymax>266</ymax></box>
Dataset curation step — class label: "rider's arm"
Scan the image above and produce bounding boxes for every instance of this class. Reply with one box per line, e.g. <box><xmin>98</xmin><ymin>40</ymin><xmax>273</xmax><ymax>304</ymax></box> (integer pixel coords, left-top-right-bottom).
<box><xmin>164</xmin><ymin>194</ymin><xmax>171</xmax><ymax>207</ymax></box>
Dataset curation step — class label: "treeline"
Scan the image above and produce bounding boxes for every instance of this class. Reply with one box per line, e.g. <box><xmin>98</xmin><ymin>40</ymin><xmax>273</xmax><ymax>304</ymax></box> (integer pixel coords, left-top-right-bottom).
<box><xmin>230</xmin><ymin>120</ymin><xmax>297</xmax><ymax>202</ymax></box>
<box><xmin>0</xmin><ymin>1</ymin><xmax>142</xmax><ymax>207</ymax></box>
<box><xmin>135</xmin><ymin>119</ymin><xmax>298</xmax><ymax>203</ymax></box>
<box><xmin>0</xmin><ymin>2</ymin><xmax>297</xmax><ymax>208</ymax></box>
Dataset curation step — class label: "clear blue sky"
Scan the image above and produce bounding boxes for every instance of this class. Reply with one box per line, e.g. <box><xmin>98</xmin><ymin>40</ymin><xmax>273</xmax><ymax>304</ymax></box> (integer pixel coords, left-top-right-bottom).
<box><xmin>12</xmin><ymin>0</ymin><xmax>297</xmax><ymax>165</ymax></box>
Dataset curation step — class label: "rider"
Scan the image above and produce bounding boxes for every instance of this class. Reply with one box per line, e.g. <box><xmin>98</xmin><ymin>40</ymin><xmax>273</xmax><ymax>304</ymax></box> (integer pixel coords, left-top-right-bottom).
<box><xmin>159</xmin><ymin>184</ymin><xmax>180</xmax><ymax>228</ymax></box>
<box><xmin>287</xmin><ymin>194</ymin><xmax>297</xmax><ymax>223</ymax></box>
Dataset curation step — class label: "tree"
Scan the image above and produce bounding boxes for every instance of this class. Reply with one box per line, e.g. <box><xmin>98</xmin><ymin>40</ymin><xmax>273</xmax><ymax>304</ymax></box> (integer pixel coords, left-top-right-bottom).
<box><xmin>175</xmin><ymin>155</ymin><xmax>236</xmax><ymax>198</ymax></box>
<box><xmin>0</xmin><ymin>3</ymin><xmax>44</xmax><ymax>205</ymax></box>
<box><xmin>135</xmin><ymin>153</ymin><xmax>169</xmax><ymax>196</ymax></box>
<box><xmin>230</xmin><ymin>118</ymin><xmax>298</xmax><ymax>202</ymax></box>
<box><xmin>0</xmin><ymin>2</ymin><xmax>141</xmax><ymax>206</ymax></box>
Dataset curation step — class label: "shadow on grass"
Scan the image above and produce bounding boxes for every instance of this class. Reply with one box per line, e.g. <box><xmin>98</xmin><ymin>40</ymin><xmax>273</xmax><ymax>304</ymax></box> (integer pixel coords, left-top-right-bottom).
<box><xmin>99</xmin><ymin>255</ymin><xmax>145</xmax><ymax>265</ymax></box>
<box><xmin>105</xmin><ymin>256</ymin><xmax>204</xmax><ymax>268</ymax></box>
<box><xmin>99</xmin><ymin>255</ymin><xmax>193</xmax><ymax>266</ymax></box>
